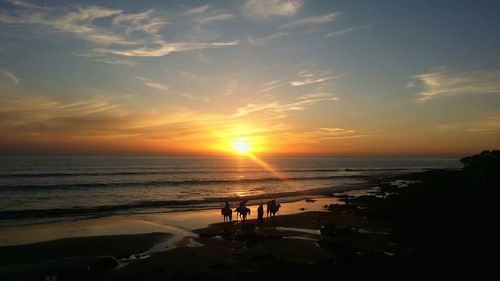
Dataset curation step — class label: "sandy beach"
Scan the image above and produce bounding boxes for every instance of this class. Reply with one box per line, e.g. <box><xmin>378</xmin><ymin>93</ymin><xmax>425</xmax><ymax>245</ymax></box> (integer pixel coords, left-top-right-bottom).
<box><xmin>0</xmin><ymin>195</ymin><xmax>394</xmax><ymax>280</ymax></box>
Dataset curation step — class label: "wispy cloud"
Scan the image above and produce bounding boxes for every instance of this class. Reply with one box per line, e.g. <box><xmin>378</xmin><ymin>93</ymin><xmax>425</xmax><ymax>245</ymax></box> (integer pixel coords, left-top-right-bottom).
<box><xmin>136</xmin><ymin>76</ymin><xmax>168</xmax><ymax>91</ymax></box>
<box><xmin>0</xmin><ymin>67</ymin><xmax>20</xmax><ymax>85</ymax></box>
<box><xmin>0</xmin><ymin>2</ymin><xmax>239</xmax><ymax>59</ymax></box>
<box><xmin>301</xmin><ymin>127</ymin><xmax>367</xmax><ymax>142</ymax></box>
<box><xmin>73</xmin><ymin>52</ymin><xmax>137</xmax><ymax>66</ymax></box>
<box><xmin>183</xmin><ymin>4</ymin><xmax>211</xmax><ymax>16</ymax></box>
<box><xmin>291</xmin><ymin>76</ymin><xmax>336</xmax><ymax>86</ymax></box>
<box><xmin>257</xmin><ymin>78</ymin><xmax>287</xmax><ymax>94</ymax></box>
<box><xmin>248</xmin><ymin>32</ymin><xmax>289</xmax><ymax>45</ymax></box>
<box><xmin>323</xmin><ymin>24</ymin><xmax>371</xmax><ymax>38</ymax></box>
<box><xmin>243</xmin><ymin>0</ymin><xmax>302</xmax><ymax>19</ymax></box>
<box><xmin>112</xmin><ymin>10</ymin><xmax>168</xmax><ymax>35</ymax></box>
<box><xmin>280</xmin><ymin>12</ymin><xmax>340</xmax><ymax>29</ymax></box>
<box><xmin>435</xmin><ymin>114</ymin><xmax>500</xmax><ymax>133</ymax></box>
<box><xmin>408</xmin><ymin>68</ymin><xmax>500</xmax><ymax>102</ymax></box>
<box><xmin>232</xmin><ymin>92</ymin><xmax>338</xmax><ymax>118</ymax></box>
<box><xmin>6</xmin><ymin>0</ymin><xmax>44</xmax><ymax>10</ymax></box>
<box><xmin>223</xmin><ymin>79</ymin><xmax>239</xmax><ymax>96</ymax></box>
<box><xmin>198</xmin><ymin>13</ymin><xmax>235</xmax><ymax>24</ymax></box>
<box><xmin>95</xmin><ymin>41</ymin><xmax>239</xmax><ymax>57</ymax></box>
<box><xmin>1</xmin><ymin>5</ymin><xmax>131</xmax><ymax>45</ymax></box>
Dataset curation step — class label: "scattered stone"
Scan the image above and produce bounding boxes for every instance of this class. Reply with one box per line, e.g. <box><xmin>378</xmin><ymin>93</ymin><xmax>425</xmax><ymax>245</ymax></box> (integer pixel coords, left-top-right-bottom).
<box><xmin>320</xmin><ymin>224</ymin><xmax>337</xmax><ymax>236</ymax></box>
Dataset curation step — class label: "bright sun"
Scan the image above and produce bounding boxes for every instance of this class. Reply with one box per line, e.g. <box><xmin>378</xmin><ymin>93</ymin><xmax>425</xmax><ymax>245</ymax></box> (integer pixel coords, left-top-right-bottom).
<box><xmin>230</xmin><ymin>138</ymin><xmax>252</xmax><ymax>154</ymax></box>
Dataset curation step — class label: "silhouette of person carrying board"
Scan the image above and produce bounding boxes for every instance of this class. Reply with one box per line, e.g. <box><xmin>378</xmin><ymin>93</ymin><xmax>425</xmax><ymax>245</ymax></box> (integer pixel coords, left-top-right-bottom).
<box><xmin>257</xmin><ymin>203</ymin><xmax>264</xmax><ymax>223</ymax></box>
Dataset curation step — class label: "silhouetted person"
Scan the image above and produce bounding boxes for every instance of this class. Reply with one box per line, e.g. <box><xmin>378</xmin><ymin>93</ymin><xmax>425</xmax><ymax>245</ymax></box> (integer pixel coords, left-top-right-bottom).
<box><xmin>257</xmin><ymin>203</ymin><xmax>264</xmax><ymax>223</ymax></box>
<box><xmin>221</xmin><ymin>201</ymin><xmax>232</xmax><ymax>222</ymax></box>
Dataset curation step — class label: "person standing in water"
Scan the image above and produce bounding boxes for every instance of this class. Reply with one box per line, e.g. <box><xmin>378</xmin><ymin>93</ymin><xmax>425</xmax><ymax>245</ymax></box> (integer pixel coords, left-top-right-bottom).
<box><xmin>257</xmin><ymin>203</ymin><xmax>264</xmax><ymax>223</ymax></box>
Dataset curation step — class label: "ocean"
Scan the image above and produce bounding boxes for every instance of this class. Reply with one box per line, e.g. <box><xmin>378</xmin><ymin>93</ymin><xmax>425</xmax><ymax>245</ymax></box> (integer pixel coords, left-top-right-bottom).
<box><xmin>0</xmin><ymin>156</ymin><xmax>461</xmax><ymax>225</ymax></box>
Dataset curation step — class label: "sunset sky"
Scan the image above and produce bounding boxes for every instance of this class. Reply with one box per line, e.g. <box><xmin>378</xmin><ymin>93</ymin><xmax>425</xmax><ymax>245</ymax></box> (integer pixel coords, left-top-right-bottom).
<box><xmin>1</xmin><ymin>0</ymin><xmax>499</xmax><ymax>156</ymax></box>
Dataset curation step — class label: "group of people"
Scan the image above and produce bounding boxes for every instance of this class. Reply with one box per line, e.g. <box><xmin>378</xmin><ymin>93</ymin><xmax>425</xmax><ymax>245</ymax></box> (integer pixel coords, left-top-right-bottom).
<box><xmin>221</xmin><ymin>200</ymin><xmax>281</xmax><ymax>223</ymax></box>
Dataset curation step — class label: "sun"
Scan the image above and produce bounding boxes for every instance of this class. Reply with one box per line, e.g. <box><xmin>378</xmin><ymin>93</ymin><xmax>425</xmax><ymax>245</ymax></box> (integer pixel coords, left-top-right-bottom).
<box><xmin>230</xmin><ymin>138</ymin><xmax>252</xmax><ymax>154</ymax></box>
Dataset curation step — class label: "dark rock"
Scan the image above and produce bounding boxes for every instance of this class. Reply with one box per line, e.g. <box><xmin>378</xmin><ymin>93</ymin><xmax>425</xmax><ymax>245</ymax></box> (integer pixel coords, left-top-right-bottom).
<box><xmin>198</xmin><ymin>233</ymin><xmax>218</xmax><ymax>238</ymax></box>
<box><xmin>320</xmin><ymin>224</ymin><xmax>336</xmax><ymax>236</ymax></box>
<box><xmin>335</xmin><ymin>226</ymin><xmax>354</xmax><ymax>236</ymax></box>
<box><xmin>241</xmin><ymin>223</ymin><xmax>256</xmax><ymax>232</ymax></box>
<box><xmin>317</xmin><ymin>240</ymin><xmax>358</xmax><ymax>258</ymax></box>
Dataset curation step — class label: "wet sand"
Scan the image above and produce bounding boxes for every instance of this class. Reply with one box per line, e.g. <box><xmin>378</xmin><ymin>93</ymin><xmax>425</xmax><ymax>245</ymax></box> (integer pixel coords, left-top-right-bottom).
<box><xmin>0</xmin><ymin>196</ymin><xmax>397</xmax><ymax>280</ymax></box>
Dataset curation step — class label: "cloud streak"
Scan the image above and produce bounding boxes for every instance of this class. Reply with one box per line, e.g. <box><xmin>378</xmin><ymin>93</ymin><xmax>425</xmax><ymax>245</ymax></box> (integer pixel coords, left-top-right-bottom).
<box><xmin>409</xmin><ymin>68</ymin><xmax>500</xmax><ymax>102</ymax></box>
<box><xmin>198</xmin><ymin>13</ymin><xmax>235</xmax><ymax>24</ymax></box>
<box><xmin>183</xmin><ymin>4</ymin><xmax>211</xmax><ymax>16</ymax></box>
<box><xmin>323</xmin><ymin>24</ymin><xmax>371</xmax><ymax>38</ymax></box>
<box><xmin>95</xmin><ymin>41</ymin><xmax>239</xmax><ymax>57</ymax></box>
<box><xmin>243</xmin><ymin>0</ymin><xmax>302</xmax><ymax>19</ymax></box>
<box><xmin>248</xmin><ymin>32</ymin><xmax>289</xmax><ymax>45</ymax></box>
<box><xmin>280</xmin><ymin>12</ymin><xmax>340</xmax><ymax>29</ymax></box>
<box><xmin>136</xmin><ymin>76</ymin><xmax>168</xmax><ymax>91</ymax></box>
<box><xmin>435</xmin><ymin>114</ymin><xmax>500</xmax><ymax>133</ymax></box>
<box><xmin>231</xmin><ymin>92</ymin><xmax>338</xmax><ymax>118</ymax></box>
<box><xmin>291</xmin><ymin>76</ymin><xmax>336</xmax><ymax>86</ymax></box>
<box><xmin>0</xmin><ymin>68</ymin><xmax>20</xmax><ymax>85</ymax></box>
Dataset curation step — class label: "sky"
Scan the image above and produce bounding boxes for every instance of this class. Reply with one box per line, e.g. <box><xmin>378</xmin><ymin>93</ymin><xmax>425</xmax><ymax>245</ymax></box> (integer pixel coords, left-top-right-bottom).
<box><xmin>0</xmin><ymin>0</ymin><xmax>499</xmax><ymax>156</ymax></box>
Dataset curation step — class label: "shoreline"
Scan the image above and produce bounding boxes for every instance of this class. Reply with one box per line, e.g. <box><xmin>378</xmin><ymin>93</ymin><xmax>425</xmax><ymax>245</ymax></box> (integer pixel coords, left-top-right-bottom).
<box><xmin>0</xmin><ymin>196</ymin><xmax>346</xmax><ymax>247</ymax></box>
<box><xmin>0</xmin><ymin>182</ymin><xmax>376</xmax><ymax>225</ymax></box>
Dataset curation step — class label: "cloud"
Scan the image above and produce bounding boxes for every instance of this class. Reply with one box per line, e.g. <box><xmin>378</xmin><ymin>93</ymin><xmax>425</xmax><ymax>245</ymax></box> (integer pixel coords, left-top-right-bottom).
<box><xmin>408</xmin><ymin>68</ymin><xmax>500</xmax><ymax>102</ymax></box>
<box><xmin>302</xmin><ymin>127</ymin><xmax>367</xmax><ymax>141</ymax></box>
<box><xmin>93</xmin><ymin>58</ymin><xmax>137</xmax><ymax>66</ymax></box>
<box><xmin>0</xmin><ymin>94</ymin><xmax>216</xmax><ymax>139</ymax></box>
<box><xmin>223</xmin><ymin>79</ymin><xmax>239</xmax><ymax>96</ymax></box>
<box><xmin>231</xmin><ymin>92</ymin><xmax>338</xmax><ymax>118</ymax></box>
<box><xmin>136</xmin><ymin>76</ymin><xmax>168</xmax><ymax>91</ymax></box>
<box><xmin>198</xmin><ymin>13</ymin><xmax>235</xmax><ymax>24</ymax></box>
<box><xmin>112</xmin><ymin>10</ymin><xmax>168</xmax><ymax>35</ymax></box>
<box><xmin>435</xmin><ymin>114</ymin><xmax>500</xmax><ymax>133</ymax></box>
<box><xmin>73</xmin><ymin>52</ymin><xmax>137</xmax><ymax>66</ymax></box>
<box><xmin>290</xmin><ymin>76</ymin><xmax>336</xmax><ymax>86</ymax></box>
<box><xmin>257</xmin><ymin>78</ymin><xmax>287</xmax><ymax>94</ymax></box>
<box><xmin>248</xmin><ymin>31</ymin><xmax>289</xmax><ymax>45</ymax></box>
<box><xmin>0</xmin><ymin>5</ymin><xmax>130</xmax><ymax>45</ymax></box>
<box><xmin>323</xmin><ymin>24</ymin><xmax>371</xmax><ymax>38</ymax></box>
<box><xmin>243</xmin><ymin>0</ymin><xmax>302</xmax><ymax>19</ymax></box>
<box><xmin>0</xmin><ymin>68</ymin><xmax>20</xmax><ymax>85</ymax></box>
<box><xmin>183</xmin><ymin>4</ymin><xmax>211</xmax><ymax>16</ymax></box>
<box><xmin>280</xmin><ymin>12</ymin><xmax>340</xmax><ymax>29</ymax></box>
<box><xmin>95</xmin><ymin>41</ymin><xmax>239</xmax><ymax>57</ymax></box>
<box><xmin>1</xmin><ymin>2</ymin><xmax>238</xmax><ymax>59</ymax></box>
<box><xmin>6</xmin><ymin>0</ymin><xmax>44</xmax><ymax>10</ymax></box>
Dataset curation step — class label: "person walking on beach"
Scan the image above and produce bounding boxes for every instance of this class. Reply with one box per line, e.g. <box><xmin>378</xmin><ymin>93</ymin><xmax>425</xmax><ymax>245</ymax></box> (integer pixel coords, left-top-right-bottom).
<box><xmin>257</xmin><ymin>203</ymin><xmax>264</xmax><ymax>223</ymax></box>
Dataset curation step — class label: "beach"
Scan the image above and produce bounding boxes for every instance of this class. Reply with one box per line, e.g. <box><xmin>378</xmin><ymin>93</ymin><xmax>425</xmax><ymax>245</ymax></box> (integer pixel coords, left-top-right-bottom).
<box><xmin>1</xmin><ymin>152</ymin><xmax>495</xmax><ymax>280</ymax></box>
<box><xmin>0</xmin><ymin>196</ymin><xmax>394</xmax><ymax>280</ymax></box>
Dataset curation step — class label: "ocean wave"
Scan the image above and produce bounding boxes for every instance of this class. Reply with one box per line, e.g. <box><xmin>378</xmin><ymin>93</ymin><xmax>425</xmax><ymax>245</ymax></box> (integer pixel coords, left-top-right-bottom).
<box><xmin>0</xmin><ymin>184</ymin><xmax>368</xmax><ymax>221</ymax></box>
<box><xmin>0</xmin><ymin>175</ymin><xmax>369</xmax><ymax>190</ymax></box>
<box><xmin>0</xmin><ymin>167</ymin><xmax>417</xmax><ymax>179</ymax></box>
